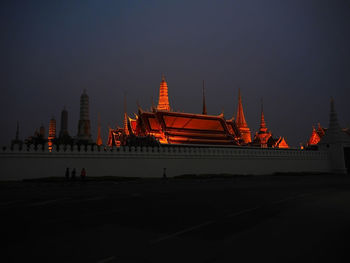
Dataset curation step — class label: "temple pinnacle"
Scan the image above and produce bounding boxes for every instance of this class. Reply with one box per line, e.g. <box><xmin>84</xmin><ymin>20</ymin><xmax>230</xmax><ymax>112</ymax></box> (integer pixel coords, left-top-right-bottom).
<box><xmin>157</xmin><ymin>74</ymin><xmax>170</xmax><ymax>111</ymax></box>
<box><xmin>123</xmin><ymin>92</ymin><xmax>129</xmax><ymax>135</ymax></box>
<box><xmin>236</xmin><ymin>89</ymin><xmax>248</xmax><ymax>128</ymax></box>
<box><xmin>235</xmin><ymin>89</ymin><xmax>251</xmax><ymax>143</ymax></box>
<box><xmin>202</xmin><ymin>80</ymin><xmax>207</xmax><ymax>115</ymax></box>
<box><xmin>260</xmin><ymin>98</ymin><xmax>267</xmax><ymax>132</ymax></box>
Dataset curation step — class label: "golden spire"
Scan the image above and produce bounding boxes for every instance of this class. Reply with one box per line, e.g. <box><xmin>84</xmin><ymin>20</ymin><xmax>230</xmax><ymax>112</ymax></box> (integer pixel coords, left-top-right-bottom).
<box><xmin>123</xmin><ymin>92</ymin><xmax>129</xmax><ymax>135</ymax></box>
<box><xmin>259</xmin><ymin>98</ymin><xmax>267</xmax><ymax>133</ymax></box>
<box><xmin>157</xmin><ymin>74</ymin><xmax>170</xmax><ymax>111</ymax></box>
<box><xmin>202</xmin><ymin>80</ymin><xmax>207</xmax><ymax>115</ymax></box>
<box><xmin>96</xmin><ymin>113</ymin><xmax>103</xmax><ymax>146</ymax></box>
<box><xmin>236</xmin><ymin>89</ymin><xmax>248</xmax><ymax>128</ymax></box>
<box><xmin>235</xmin><ymin>89</ymin><xmax>251</xmax><ymax>143</ymax></box>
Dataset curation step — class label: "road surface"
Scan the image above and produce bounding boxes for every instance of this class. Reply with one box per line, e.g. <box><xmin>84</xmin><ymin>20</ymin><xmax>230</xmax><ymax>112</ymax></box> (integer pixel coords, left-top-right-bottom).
<box><xmin>2</xmin><ymin>174</ymin><xmax>350</xmax><ymax>262</ymax></box>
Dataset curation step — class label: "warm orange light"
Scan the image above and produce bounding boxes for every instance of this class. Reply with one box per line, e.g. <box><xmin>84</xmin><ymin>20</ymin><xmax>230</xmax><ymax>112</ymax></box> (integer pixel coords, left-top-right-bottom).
<box><xmin>308</xmin><ymin>127</ymin><xmax>321</xmax><ymax>145</ymax></box>
<box><xmin>157</xmin><ymin>75</ymin><xmax>170</xmax><ymax>111</ymax></box>
<box><xmin>275</xmin><ymin>137</ymin><xmax>289</xmax><ymax>148</ymax></box>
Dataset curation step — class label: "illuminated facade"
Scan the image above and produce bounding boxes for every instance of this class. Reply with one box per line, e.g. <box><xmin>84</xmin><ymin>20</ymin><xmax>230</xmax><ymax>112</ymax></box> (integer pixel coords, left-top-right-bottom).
<box><xmin>132</xmin><ymin>110</ymin><xmax>238</xmax><ymax>145</ymax></box>
<box><xmin>107</xmin><ymin>75</ymin><xmax>291</xmax><ymax>148</ymax></box>
<box><xmin>307</xmin><ymin>123</ymin><xmax>325</xmax><ymax>146</ymax></box>
<box><xmin>48</xmin><ymin>117</ymin><xmax>56</xmax><ymax>150</ymax></box>
<box><xmin>252</xmin><ymin>102</ymin><xmax>289</xmax><ymax>148</ymax></box>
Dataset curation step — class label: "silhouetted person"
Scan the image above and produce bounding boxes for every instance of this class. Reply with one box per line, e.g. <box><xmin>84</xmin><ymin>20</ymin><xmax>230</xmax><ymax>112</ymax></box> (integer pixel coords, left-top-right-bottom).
<box><xmin>80</xmin><ymin>168</ymin><xmax>86</xmax><ymax>180</ymax></box>
<box><xmin>65</xmin><ymin>167</ymin><xmax>70</xmax><ymax>180</ymax></box>
<box><xmin>163</xmin><ymin>168</ymin><xmax>167</xmax><ymax>179</ymax></box>
<box><xmin>71</xmin><ymin>168</ymin><xmax>76</xmax><ymax>180</ymax></box>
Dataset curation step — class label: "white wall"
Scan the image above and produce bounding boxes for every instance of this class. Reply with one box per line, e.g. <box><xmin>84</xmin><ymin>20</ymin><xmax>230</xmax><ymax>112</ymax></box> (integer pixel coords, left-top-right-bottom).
<box><xmin>0</xmin><ymin>145</ymin><xmax>331</xmax><ymax>180</ymax></box>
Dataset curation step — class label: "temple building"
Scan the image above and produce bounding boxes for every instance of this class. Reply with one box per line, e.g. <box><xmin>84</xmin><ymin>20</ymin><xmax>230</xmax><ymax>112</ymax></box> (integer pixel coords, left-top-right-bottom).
<box><xmin>107</xmin><ymin>75</ymin><xmax>289</xmax><ymax>148</ymax></box>
<box><xmin>77</xmin><ymin>90</ymin><xmax>92</xmax><ymax>143</ymax></box>
<box><xmin>251</xmin><ymin>101</ymin><xmax>289</xmax><ymax>148</ymax></box>
<box><xmin>306</xmin><ymin>121</ymin><xmax>350</xmax><ymax>149</ymax></box>
<box><xmin>252</xmin><ymin>102</ymin><xmax>271</xmax><ymax>147</ymax></box>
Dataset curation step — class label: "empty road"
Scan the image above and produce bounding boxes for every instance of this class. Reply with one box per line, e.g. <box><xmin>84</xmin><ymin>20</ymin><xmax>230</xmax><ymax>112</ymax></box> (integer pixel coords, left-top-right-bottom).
<box><xmin>2</xmin><ymin>174</ymin><xmax>350</xmax><ymax>262</ymax></box>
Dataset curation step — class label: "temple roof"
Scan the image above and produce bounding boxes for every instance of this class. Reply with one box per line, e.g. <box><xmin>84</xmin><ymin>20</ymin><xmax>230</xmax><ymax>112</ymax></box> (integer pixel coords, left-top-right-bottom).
<box><xmin>137</xmin><ymin>110</ymin><xmax>237</xmax><ymax>145</ymax></box>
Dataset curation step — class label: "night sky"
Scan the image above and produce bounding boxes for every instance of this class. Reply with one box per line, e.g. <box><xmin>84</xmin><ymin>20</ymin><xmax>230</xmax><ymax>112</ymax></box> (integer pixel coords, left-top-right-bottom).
<box><xmin>1</xmin><ymin>0</ymin><xmax>350</xmax><ymax>147</ymax></box>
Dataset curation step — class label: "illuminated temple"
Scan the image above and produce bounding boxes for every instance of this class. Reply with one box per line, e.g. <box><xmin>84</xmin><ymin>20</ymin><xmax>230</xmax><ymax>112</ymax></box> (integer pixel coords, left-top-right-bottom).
<box><xmin>108</xmin><ymin>76</ymin><xmax>289</xmax><ymax>148</ymax></box>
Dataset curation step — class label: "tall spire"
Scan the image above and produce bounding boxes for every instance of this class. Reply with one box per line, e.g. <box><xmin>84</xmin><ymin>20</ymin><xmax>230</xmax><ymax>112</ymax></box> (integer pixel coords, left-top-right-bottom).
<box><xmin>157</xmin><ymin>74</ymin><xmax>170</xmax><ymax>111</ymax></box>
<box><xmin>202</xmin><ymin>80</ymin><xmax>207</xmax><ymax>115</ymax></box>
<box><xmin>59</xmin><ymin>107</ymin><xmax>69</xmax><ymax>138</ymax></box>
<box><xmin>235</xmin><ymin>89</ymin><xmax>251</xmax><ymax>143</ymax></box>
<box><xmin>236</xmin><ymin>89</ymin><xmax>248</xmax><ymax>128</ymax></box>
<box><xmin>123</xmin><ymin>92</ymin><xmax>129</xmax><ymax>135</ymax></box>
<box><xmin>259</xmin><ymin>98</ymin><xmax>267</xmax><ymax>133</ymax></box>
<box><xmin>96</xmin><ymin>113</ymin><xmax>103</xmax><ymax>146</ymax></box>
<box><xmin>77</xmin><ymin>90</ymin><xmax>92</xmax><ymax>142</ymax></box>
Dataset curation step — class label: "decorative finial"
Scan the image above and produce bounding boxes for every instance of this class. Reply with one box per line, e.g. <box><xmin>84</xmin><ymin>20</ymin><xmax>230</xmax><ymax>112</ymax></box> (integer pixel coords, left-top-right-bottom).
<box><xmin>202</xmin><ymin>80</ymin><xmax>207</xmax><ymax>115</ymax></box>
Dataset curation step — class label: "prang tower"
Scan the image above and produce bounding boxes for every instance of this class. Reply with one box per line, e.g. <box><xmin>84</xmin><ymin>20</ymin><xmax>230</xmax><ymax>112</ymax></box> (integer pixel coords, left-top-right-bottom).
<box><xmin>157</xmin><ymin>74</ymin><xmax>170</xmax><ymax>111</ymax></box>
<box><xmin>59</xmin><ymin>107</ymin><xmax>69</xmax><ymax>138</ymax></box>
<box><xmin>77</xmin><ymin>90</ymin><xmax>92</xmax><ymax>142</ymax></box>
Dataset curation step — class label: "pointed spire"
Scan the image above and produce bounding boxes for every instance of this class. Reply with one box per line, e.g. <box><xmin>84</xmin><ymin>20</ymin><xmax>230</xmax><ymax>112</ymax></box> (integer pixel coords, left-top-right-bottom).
<box><xmin>123</xmin><ymin>92</ymin><xmax>129</xmax><ymax>135</ymax></box>
<box><xmin>259</xmin><ymin>98</ymin><xmax>267</xmax><ymax>133</ymax></box>
<box><xmin>236</xmin><ymin>89</ymin><xmax>248</xmax><ymax>128</ymax></box>
<box><xmin>157</xmin><ymin>74</ymin><xmax>170</xmax><ymax>111</ymax></box>
<box><xmin>320</xmin><ymin>97</ymin><xmax>347</xmax><ymax>145</ymax></box>
<box><xmin>202</xmin><ymin>80</ymin><xmax>207</xmax><ymax>115</ymax></box>
<box><xmin>96</xmin><ymin>113</ymin><xmax>103</xmax><ymax>146</ymax></box>
<box><xmin>235</xmin><ymin>89</ymin><xmax>251</xmax><ymax>143</ymax></box>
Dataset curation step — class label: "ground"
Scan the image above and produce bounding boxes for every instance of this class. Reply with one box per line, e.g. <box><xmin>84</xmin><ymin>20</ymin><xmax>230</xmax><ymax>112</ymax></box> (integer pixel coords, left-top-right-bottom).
<box><xmin>2</xmin><ymin>174</ymin><xmax>350</xmax><ymax>263</ymax></box>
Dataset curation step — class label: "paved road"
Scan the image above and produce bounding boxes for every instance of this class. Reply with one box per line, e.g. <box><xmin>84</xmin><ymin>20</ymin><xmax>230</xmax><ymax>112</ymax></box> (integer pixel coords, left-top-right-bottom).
<box><xmin>2</xmin><ymin>175</ymin><xmax>350</xmax><ymax>262</ymax></box>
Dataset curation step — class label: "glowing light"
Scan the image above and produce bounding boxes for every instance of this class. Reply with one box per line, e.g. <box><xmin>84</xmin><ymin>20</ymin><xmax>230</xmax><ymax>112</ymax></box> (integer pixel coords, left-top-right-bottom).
<box><xmin>157</xmin><ymin>75</ymin><xmax>170</xmax><ymax>111</ymax></box>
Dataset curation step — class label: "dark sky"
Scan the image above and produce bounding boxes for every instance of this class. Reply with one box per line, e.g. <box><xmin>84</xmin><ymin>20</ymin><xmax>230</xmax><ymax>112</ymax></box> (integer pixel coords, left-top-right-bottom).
<box><xmin>1</xmin><ymin>0</ymin><xmax>349</xmax><ymax>147</ymax></box>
